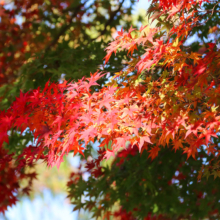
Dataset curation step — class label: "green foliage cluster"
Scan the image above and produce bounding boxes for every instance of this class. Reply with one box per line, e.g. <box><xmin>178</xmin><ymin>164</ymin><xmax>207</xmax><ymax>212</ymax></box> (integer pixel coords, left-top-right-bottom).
<box><xmin>68</xmin><ymin>144</ymin><xmax>220</xmax><ymax>219</ymax></box>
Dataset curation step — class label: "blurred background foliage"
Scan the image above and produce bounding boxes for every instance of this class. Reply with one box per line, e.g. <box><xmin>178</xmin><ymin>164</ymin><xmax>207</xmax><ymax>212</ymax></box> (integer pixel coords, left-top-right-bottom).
<box><xmin>0</xmin><ymin>0</ymin><xmax>148</xmax><ymax>110</ymax></box>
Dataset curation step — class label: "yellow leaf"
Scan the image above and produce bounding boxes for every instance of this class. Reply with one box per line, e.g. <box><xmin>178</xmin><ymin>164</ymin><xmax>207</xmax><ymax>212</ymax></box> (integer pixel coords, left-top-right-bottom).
<box><xmin>172</xmin><ymin>37</ymin><xmax>179</xmax><ymax>47</ymax></box>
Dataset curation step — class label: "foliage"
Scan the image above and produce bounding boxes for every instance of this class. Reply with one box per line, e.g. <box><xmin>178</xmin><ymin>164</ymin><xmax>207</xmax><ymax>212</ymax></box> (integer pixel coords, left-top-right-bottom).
<box><xmin>68</xmin><ymin>145</ymin><xmax>220</xmax><ymax>219</ymax></box>
<box><xmin>0</xmin><ymin>147</ymin><xmax>36</xmax><ymax>214</ymax></box>
<box><xmin>0</xmin><ymin>0</ymin><xmax>138</xmax><ymax>110</ymax></box>
<box><xmin>1</xmin><ymin>0</ymin><xmax>220</xmax><ymax>219</ymax></box>
<box><xmin>0</xmin><ymin>0</ymin><xmax>139</xmax><ymax>213</ymax></box>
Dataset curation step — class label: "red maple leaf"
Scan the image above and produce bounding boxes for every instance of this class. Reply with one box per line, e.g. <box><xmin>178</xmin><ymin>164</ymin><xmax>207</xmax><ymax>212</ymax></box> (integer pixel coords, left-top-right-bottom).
<box><xmin>148</xmin><ymin>145</ymin><xmax>159</xmax><ymax>160</ymax></box>
<box><xmin>104</xmin><ymin>149</ymin><xmax>115</xmax><ymax>160</ymax></box>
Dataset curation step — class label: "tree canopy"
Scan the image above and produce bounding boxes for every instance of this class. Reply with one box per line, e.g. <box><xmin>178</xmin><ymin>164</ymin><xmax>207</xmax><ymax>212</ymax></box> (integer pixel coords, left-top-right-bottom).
<box><xmin>1</xmin><ymin>0</ymin><xmax>220</xmax><ymax>219</ymax></box>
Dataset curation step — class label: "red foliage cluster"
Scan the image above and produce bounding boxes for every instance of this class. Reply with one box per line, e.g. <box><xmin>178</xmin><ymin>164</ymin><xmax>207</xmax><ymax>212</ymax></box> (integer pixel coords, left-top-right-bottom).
<box><xmin>0</xmin><ymin>148</ymin><xmax>36</xmax><ymax>214</ymax></box>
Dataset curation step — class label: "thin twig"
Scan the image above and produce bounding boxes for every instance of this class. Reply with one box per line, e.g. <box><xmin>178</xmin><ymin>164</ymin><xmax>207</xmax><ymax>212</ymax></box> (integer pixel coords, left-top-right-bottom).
<box><xmin>199</xmin><ymin>2</ymin><xmax>220</xmax><ymax>24</ymax></box>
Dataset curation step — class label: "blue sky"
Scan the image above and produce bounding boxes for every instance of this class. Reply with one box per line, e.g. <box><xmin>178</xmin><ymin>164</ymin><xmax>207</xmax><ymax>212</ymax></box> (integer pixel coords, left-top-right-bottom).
<box><xmin>1</xmin><ymin>1</ymin><xmax>150</xmax><ymax>220</ymax></box>
<box><xmin>133</xmin><ymin>0</ymin><xmax>150</xmax><ymax>11</ymax></box>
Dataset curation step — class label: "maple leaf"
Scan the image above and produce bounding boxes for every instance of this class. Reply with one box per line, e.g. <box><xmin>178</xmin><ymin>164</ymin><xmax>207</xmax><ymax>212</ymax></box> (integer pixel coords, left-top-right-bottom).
<box><xmin>185</xmin><ymin>122</ymin><xmax>203</xmax><ymax>138</ymax></box>
<box><xmin>141</xmin><ymin>121</ymin><xmax>154</xmax><ymax>136</ymax></box>
<box><xmin>205</xmin><ymin>80</ymin><xmax>215</xmax><ymax>92</ymax></box>
<box><xmin>104</xmin><ymin>149</ymin><xmax>115</xmax><ymax>160</ymax></box>
<box><xmin>107</xmin><ymin>109</ymin><xmax>119</xmax><ymax>130</ymax></box>
<box><xmin>149</xmin><ymin>12</ymin><xmax>162</xmax><ymax>23</ymax></box>
<box><xmin>0</xmin><ymin>114</ymin><xmax>13</xmax><ymax>128</ymax></box>
<box><xmin>114</xmin><ymin>136</ymin><xmax>129</xmax><ymax>151</ymax></box>
<box><xmin>201</xmin><ymin>129</ymin><xmax>218</xmax><ymax>145</ymax></box>
<box><xmin>144</xmin><ymin>29</ymin><xmax>156</xmax><ymax>44</ymax></box>
<box><xmin>128</xmin><ymin>26</ymin><xmax>136</xmax><ymax>34</ymax></box>
<box><xmin>46</xmin><ymin>129</ymin><xmax>63</xmax><ymax>147</ymax></box>
<box><xmin>51</xmin><ymin>116</ymin><xmax>63</xmax><ymax>130</ymax></box>
<box><xmin>148</xmin><ymin>145</ymin><xmax>159</xmax><ymax>160</ymax></box>
<box><xmin>194</xmin><ymin>63</ymin><xmax>206</xmax><ymax>76</ymax></box>
<box><xmin>104</xmin><ymin>51</ymin><xmax>113</xmax><ymax>65</ymax></box>
<box><xmin>138</xmin><ymin>135</ymin><xmax>152</xmax><ymax>152</ymax></box>
<box><xmin>80</xmin><ymin>126</ymin><xmax>97</xmax><ymax>145</ymax></box>
<box><xmin>0</xmin><ymin>130</ymin><xmax>9</xmax><ymax>146</ymax></box>
<box><xmin>173</xmin><ymin>139</ymin><xmax>183</xmax><ymax>152</ymax></box>
<box><xmin>73</xmin><ymin>145</ymin><xmax>85</xmax><ymax>156</ymax></box>
<box><xmin>106</xmin><ymin>86</ymin><xmax>118</xmax><ymax>95</ymax></box>
<box><xmin>86</xmin><ymin>72</ymin><xmax>105</xmax><ymax>87</ymax></box>
<box><xmin>127</xmin><ymin>44</ymin><xmax>137</xmax><ymax>56</ymax></box>
<box><xmin>67</xmin><ymin>90</ymin><xmax>78</xmax><ymax>100</ymax></box>
<box><xmin>54</xmin><ymin>156</ymin><xmax>64</xmax><ymax>169</ymax></box>
<box><xmin>167</xmin><ymin>3</ymin><xmax>183</xmax><ymax>19</ymax></box>
<box><xmin>120</xmin><ymin>105</ymin><xmax>138</xmax><ymax>119</ymax></box>
<box><xmin>207</xmin><ymin>143</ymin><xmax>217</xmax><ymax>155</ymax></box>
<box><xmin>99</xmin><ymin>94</ymin><xmax>115</xmax><ymax>110</ymax></box>
<box><xmin>14</xmin><ymin>116</ymin><xmax>29</xmax><ymax>133</ymax></box>
<box><xmin>139</xmin><ymin>25</ymin><xmax>148</xmax><ymax>32</ymax></box>
<box><xmin>37</xmin><ymin>125</ymin><xmax>53</xmax><ymax>144</ymax></box>
<box><xmin>129</xmin><ymin>127</ymin><xmax>139</xmax><ymax>137</ymax></box>
<box><xmin>183</xmin><ymin>147</ymin><xmax>197</xmax><ymax>160</ymax></box>
<box><xmin>117</xmin><ymin>95</ymin><xmax>131</xmax><ymax>106</ymax></box>
<box><xmin>67</xmin><ymin>82</ymin><xmax>78</xmax><ymax>91</ymax></box>
<box><xmin>137</xmin><ymin>59</ymin><xmax>155</xmax><ymax>72</ymax></box>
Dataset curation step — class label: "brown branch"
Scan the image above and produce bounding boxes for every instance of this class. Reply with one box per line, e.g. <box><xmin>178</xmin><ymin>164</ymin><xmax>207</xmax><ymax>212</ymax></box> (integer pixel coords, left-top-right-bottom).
<box><xmin>198</xmin><ymin>2</ymin><xmax>220</xmax><ymax>25</ymax></box>
<box><xmin>45</xmin><ymin>3</ymin><xmax>84</xmax><ymax>52</ymax></box>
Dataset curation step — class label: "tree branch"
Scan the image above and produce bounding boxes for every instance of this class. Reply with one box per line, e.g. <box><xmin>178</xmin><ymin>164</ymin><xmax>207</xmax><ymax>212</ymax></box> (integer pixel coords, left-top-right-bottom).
<box><xmin>91</xmin><ymin>0</ymin><xmax>125</xmax><ymax>41</ymax></box>
<box><xmin>45</xmin><ymin>3</ymin><xmax>84</xmax><ymax>52</ymax></box>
